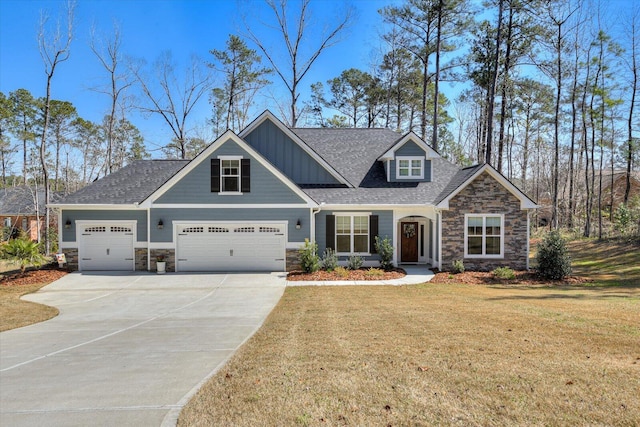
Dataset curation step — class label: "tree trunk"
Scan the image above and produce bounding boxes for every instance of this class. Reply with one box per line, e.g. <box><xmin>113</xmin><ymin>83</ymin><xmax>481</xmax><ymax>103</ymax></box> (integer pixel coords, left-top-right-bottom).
<box><xmin>485</xmin><ymin>0</ymin><xmax>503</xmax><ymax>166</ymax></box>
<box><xmin>432</xmin><ymin>0</ymin><xmax>443</xmax><ymax>151</ymax></box>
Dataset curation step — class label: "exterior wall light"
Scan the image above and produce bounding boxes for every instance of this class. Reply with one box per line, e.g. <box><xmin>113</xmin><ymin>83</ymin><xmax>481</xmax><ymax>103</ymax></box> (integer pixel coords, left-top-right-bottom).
<box><xmin>65</xmin><ymin>219</ymin><xmax>72</xmax><ymax>229</ymax></box>
<box><xmin>296</xmin><ymin>219</ymin><xmax>301</xmax><ymax>229</ymax></box>
<box><xmin>157</xmin><ymin>219</ymin><xmax>164</xmax><ymax>229</ymax></box>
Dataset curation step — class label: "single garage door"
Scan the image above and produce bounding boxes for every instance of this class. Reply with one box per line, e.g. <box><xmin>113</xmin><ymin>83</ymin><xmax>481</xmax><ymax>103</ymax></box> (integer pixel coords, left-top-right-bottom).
<box><xmin>78</xmin><ymin>222</ymin><xmax>135</xmax><ymax>271</ymax></box>
<box><xmin>176</xmin><ymin>222</ymin><xmax>286</xmax><ymax>272</ymax></box>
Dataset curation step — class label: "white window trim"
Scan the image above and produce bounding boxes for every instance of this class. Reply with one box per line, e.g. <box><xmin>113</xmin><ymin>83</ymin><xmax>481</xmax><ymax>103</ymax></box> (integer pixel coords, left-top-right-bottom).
<box><xmin>218</xmin><ymin>155</ymin><xmax>243</xmax><ymax>195</ymax></box>
<box><xmin>464</xmin><ymin>213</ymin><xmax>505</xmax><ymax>259</ymax></box>
<box><xmin>334</xmin><ymin>213</ymin><xmax>371</xmax><ymax>256</ymax></box>
<box><xmin>395</xmin><ymin>156</ymin><xmax>425</xmax><ymax>180</ymax></box>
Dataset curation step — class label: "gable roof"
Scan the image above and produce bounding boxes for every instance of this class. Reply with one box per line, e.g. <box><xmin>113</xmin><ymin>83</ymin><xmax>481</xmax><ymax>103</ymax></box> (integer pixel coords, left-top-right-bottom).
<box><xmin>291</xmin><ymin>127</ymin><xmax>401</xmax><ymax>187</ymax></box>
<box><xmin>141</xmin><ymin>130</ymin><xmax>317</xmax><ymax>206</ymax></box>
<box><xmin>52</xmin><ymin>160</ymin><xmax>188</xmax><ymax>206</ymax></box>
<box><xmin>240</xmin><ymin>111</ymin><xmax>352</xmax><ymax>187</ymax></box>
<box><xmin>377</xmin><ymin>132</ymin><xmax>441</xmax><ymax>161</ymax></box>
<box><xmin>435</xmin><ymin>163</ymin><xmax>538</xmax><ymax>210</ymax></box>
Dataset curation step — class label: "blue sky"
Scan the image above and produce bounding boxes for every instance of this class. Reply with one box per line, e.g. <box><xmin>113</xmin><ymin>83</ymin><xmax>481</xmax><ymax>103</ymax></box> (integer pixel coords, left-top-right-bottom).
<box><xmin>0</xmin><ymin>0</ymin><xmax>391</xmax><ymax>153</ymax></box>
<box><xmin>1</xmin><ymin>0</ymin><xmax>635</xmax><ymax>156</ymax></box>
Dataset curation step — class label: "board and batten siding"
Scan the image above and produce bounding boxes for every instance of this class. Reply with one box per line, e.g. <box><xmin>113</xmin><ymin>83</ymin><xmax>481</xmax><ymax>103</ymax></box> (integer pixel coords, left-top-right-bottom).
<box><xmin>150</xmin><ymin>207</ymin><xmax>310</xmax><ymax>243</ymax></box>
<box><xmin>154</xmin><ymin>139</ymin><xmax>307</xmax><ymax>205</ymax></box>
<box><xmin>314</xmin><ymin>210</ymin><xmax>393</xmax><ymax>261</ymax></box>
<box><xmin>389</xmin><ymin>139</ymin><xmax>432</xmax><ymax>183</ymax></box>
<box><xmin>61</xmin><ymin>210</ymin><xmax>147</xmax><ymax>242</ymax></box>
<box><xmin>243</xmin><ymin>119</ymin><xmax>341</xmax><ymax>185</ymax></box>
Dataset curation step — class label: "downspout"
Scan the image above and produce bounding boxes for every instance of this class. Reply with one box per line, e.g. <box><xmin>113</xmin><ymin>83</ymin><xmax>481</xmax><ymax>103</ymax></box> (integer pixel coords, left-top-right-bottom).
<box><xmin>435</xmin><ymin>208</ymin><xmax>443</xmax><ymax>270</ymax></box>
<box><xmin>526</xmin><ymin>209</ymin><xmax>533</xmax><ymax>270</ymax></box>
<box><xmin>311</xmin><ymin>202</ymin><xmax>325</xmax><ymax>243</ymax></box>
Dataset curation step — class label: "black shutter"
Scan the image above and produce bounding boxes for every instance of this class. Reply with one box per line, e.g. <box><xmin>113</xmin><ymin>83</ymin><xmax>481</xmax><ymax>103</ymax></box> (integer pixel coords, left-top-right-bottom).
<box><xmin>369</xmin><ymin>215</ymin><xmax>379</xmax><ymax>253</ymax></box>
<box><xmin>211</xmin><ymin>159</ymin><xmax>220</xmax><ymax>192</ymax></box>
<box><xmin>241</xmin><ymin>158</ymin><xmax>250</xmax><ymax>193</ymax></box>
<box><xmin>325</xmin><ymin>215</ymin><xmax>335</xmax><ymax>251</ymax></box>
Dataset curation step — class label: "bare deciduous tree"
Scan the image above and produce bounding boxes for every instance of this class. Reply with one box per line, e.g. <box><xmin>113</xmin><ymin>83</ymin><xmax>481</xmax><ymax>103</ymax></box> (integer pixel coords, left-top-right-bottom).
<box><xmin>90</xmin><ymin>23</ymin><xmax>133</xmax><ymax>174</ymax></box>
<box><xmin>37</xmin><ymin>0</ymin><xmax>74</xmax><ymax>252</ymax></box>
<box><xmin>130</xmin><ymin>52</ymin><xmax>212</xmax><ymax>159</ymax></box>
<box><xmin>243</xmin><ymin>0</ymin><xmax>352</xmax><ymax>127</ymax></box>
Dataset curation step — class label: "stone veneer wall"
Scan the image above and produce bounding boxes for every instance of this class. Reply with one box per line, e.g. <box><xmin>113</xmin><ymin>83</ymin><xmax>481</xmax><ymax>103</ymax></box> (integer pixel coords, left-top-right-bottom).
<box><xmin>150</xmin><ymin>249</ymin><xmax>176</xmax><ymax>272</ymax></box>
<box><xmin>441</xmin><ymin>172</ymin><xmax>529</xmax><ymax>271</ymax></box>
<box><xmin>64</xmin><ymin>248</ymin><xmax>78</xmax><ymax>271</ymax></box>
<box><xmin>286</xmin><ymin>248</ymin><xmax>301</xmax><ymax>272</ymax></box>
<box><xmin>135</xmin><ymin>248</ymin><xmax>147</xmax><ymax>271</ymax></box>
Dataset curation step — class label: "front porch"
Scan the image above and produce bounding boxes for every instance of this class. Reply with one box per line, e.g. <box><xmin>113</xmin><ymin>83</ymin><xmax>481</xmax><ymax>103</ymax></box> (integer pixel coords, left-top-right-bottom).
<box><xmin>393</xmin><ymin>209</ymin><xmax>439</xmax><ymax>269</ymax></box>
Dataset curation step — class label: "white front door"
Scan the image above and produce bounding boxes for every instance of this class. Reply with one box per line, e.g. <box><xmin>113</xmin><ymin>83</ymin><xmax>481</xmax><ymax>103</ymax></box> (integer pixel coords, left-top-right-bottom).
<box><xmin>78</xmin><ymin>222</ymin><xmax>135</xmax><ymax>271</ymax></box>
<box><xmin>175</xmin><ymin>222</ymin><xmax>286</xmax><ymax>272</ymax></box>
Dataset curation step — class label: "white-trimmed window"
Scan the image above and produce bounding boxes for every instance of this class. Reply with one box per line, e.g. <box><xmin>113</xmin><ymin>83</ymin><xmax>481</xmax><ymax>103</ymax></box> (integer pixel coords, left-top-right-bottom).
<box><xmin>465</xmin><ymin>214</ymin><xmax>504</xmax><ymax>258</ymax></box>
<box><xmin>336</xmin><ymin>214</ymin><xmax>370</xmax><ymax>254</ymax></box>
<box><xmin>221</xmin><ymin>158</ymin><xmax>240</xmax><ymax>192</ymax></box>
<box><xmin>396</xmin><ymin>156</ymin><xmax>424</xmax><ymax>179</ymax></box>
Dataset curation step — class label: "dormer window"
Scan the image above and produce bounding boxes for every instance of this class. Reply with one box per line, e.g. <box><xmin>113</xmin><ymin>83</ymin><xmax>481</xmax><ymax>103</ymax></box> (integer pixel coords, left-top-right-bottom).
<box><xmin>396</xmin><ymin>156</ymin><xmax>424</xmax><ymax>180</ymax></box>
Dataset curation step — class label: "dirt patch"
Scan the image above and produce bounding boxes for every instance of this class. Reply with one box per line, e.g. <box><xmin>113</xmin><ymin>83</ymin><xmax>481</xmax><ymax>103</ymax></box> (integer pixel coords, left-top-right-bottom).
<box><xmin>1</xmin><ymin>267</ymin><xmax>68</xmax><ymax>287</ymax></box>
<box><xmin>430</xmin><ymin>270</ymin><xmax>591</xmax><ymax>286</ymax></box>
<box><xmin>287</xmin><ymin>268</ymin><xmax>405</xmax><ymax>281</ymax></box>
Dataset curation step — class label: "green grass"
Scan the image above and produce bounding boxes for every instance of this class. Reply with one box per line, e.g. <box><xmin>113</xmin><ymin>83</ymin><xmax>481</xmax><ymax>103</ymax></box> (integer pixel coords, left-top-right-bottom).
<box><xmin>567</xmin><ymin>238</ymin><xmax>640</xmax><ymax>286</ymax></box>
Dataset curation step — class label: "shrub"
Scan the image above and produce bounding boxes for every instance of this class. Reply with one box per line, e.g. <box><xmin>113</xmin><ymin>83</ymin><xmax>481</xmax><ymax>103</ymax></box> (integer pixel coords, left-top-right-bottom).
<box><xmin>1</xmin><ymin>237</ymin><xmax>48</xmax><ymax>274</ymax></box>
<box><xmin>334</xmin><ymin>266</ymin><xmax>349</xmax><ymax>278</ymax></box>
<box><xmin>452</xmin><ymin>259</ymin><xmax>465</xmax><ymax>274</ymax></box>
<box><xmin>374</xmin><ymin>236</ymin><xmax>394</xmax><ymax>271</ymax></box>
<box><xmin>493</xmin><ymin>266</ymin><xmax>516</xmax><ymax>280</ymax></box>
<box><xmin>536</xmin><ymin>230</ymin><xmax>572</xmax><ymax>280</ymax></box>
<box><xmin>299</xmin><ymin>239</ymin><xmax>320</xmax><ymax>273</ymax></box>
<box><xmin>365</xmin><ymin>267</ymin><xmax>384</xmax><ymax>278</ymax></box>
<box><xmin>321</xmin><ymin>248</ymin><xmax>338</xmax><ymax>271</ymax></box>
<box><xmin>347</xmin><ymin>255</ymin><xmax>363</xmax><ymax>270</ymax></box>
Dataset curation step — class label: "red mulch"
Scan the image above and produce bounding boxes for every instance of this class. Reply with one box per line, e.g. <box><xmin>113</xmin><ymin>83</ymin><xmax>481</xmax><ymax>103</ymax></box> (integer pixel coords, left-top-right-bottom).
<box><xmin>430</xmin><ymin>270</ymin><xmax>591</xmax><ymax>286</ymax></box>
<box><xmin>287</xmin><ymin>268</ymin><xmax>406</xmax><ymax>281</ymax></box>
<box><xmin>0</xmin><ymin>267</ymin><xmax>68</xmax><ymax>287</ymax></box>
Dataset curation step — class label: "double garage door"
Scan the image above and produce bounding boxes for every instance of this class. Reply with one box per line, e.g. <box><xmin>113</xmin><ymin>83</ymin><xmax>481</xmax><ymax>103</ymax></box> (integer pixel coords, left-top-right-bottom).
<box><xmin>176</xmin><ymin>222</ymin><xmax>286</xmax><ymax>272</ymax></box>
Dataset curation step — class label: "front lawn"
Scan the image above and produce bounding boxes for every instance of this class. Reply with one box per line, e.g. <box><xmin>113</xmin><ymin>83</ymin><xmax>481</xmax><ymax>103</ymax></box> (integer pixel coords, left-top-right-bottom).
<box><xmin>0</xmin><ymin>268</ymin><xmax>67</xmax><ymax>332</ymax></box>
<box><xmin>179</xmin><ymin>238</ymin><xmax>640</xmax><ymax>426</ymax></box>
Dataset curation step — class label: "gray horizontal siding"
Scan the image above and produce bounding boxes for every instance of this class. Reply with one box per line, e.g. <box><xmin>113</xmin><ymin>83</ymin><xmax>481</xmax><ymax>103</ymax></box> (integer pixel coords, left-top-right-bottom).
<box><xmin>61</xmin><ymin>210</ymin><xmax>147</xmax><ymax>242</ymax></box>
<box><xmin>155</xmin><ymin>139</ymin><xmax>307</xmax><ymax>204</ymax></box>
<box><xmin>315</xmin><ymin>210</ymin><xmax>394</xmax><ymax>261</ymax></box>
<box><xmin>150</xmin><ymin>207</ymin><xmax>310</xmax><ymax>243</ymax></box>
<box><xmin>243</xmin><ymin>120</ymin><xmax>340</xmax><ymax>185</ymax></box>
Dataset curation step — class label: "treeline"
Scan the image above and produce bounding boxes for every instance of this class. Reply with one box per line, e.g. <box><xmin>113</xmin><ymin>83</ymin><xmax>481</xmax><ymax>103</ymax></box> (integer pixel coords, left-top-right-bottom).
<box><xmin>1</xmin><ymin>0</ymin><xmax>638</xmax><ymax>245</ymax></box>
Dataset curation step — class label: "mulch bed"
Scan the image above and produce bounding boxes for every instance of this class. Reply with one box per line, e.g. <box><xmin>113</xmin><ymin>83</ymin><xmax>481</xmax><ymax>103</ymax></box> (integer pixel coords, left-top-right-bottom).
<box><xmin>0</xmin><ymin>266</ymin><xmax>68</xmax><ymax>287</ymax></box>
<box><xmin>430</xmin><ymin>270</ymin><xmax>591</xmax><ymax>286</ymax></box>
<box><xmin>287</xmin><ymin>268</ymin><xmax>406</xmax><ymax>281</ymax></box>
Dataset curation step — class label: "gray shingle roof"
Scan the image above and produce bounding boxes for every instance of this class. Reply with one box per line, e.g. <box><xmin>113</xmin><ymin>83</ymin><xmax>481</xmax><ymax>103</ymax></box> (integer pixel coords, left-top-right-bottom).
<box><xmin>0</xmin><ymin>186</ymin><xmax>53</xmax><ymax>215</ymax></box>
<box><xmin>56</xmin><ymin>160</ymin><xmax>188</xmax><ymax>205</ymax></box>
<box><xmin>58</xmin><ymin>126</ymin><xmax>473</xmax><ymax>207</ymax></box>
<box><xmin>291</xmin><ymin>128</ymin><xmax>463</xmax><ymax>205</ymax></box>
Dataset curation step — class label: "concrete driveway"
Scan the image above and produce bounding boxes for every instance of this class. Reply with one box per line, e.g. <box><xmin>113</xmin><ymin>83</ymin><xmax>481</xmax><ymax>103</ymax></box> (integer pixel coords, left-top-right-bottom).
<box><xmin>0</xmin><ymin>272</ymin><xmax>286</xmax><ymax>427</ymax></box>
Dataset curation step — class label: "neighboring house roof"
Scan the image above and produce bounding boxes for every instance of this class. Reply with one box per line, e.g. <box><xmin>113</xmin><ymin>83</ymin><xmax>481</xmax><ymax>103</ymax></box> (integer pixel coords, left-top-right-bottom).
<box><xmin>0</xmin><ymin>186</ymin><xmax>56</xmax><ymax>215</ymax></box>
<box><xmin>54</xmin><ymin>160</ymin><xmax>188</xmax><ymax>206</ymax></box>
